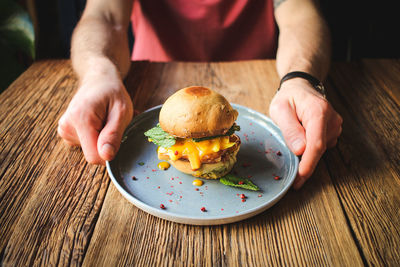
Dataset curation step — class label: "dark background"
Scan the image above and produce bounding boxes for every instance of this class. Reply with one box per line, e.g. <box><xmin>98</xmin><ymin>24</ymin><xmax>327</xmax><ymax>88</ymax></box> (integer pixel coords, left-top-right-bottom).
<box><xmin>34</xmin><ymin>0</ymin><xmax>399</xmax><ymax>61</ymax></box>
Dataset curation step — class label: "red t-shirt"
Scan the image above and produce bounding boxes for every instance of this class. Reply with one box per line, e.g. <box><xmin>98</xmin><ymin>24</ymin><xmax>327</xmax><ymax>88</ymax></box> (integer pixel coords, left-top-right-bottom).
<box><xmin>131</xmin><ymin>0</ymin><xmax>277</xmax><ymax>61</ymax></box>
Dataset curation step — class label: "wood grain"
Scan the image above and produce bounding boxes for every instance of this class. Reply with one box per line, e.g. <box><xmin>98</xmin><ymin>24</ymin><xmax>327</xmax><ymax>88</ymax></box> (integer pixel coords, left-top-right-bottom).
<box><xmin>83</xmin><ymin>61</ymin><xmax>362</xmax><ymax>266</ymax></box>
<box><xmin>362</xmin><ymin>59</ymin><xmax>400</xmax><ymax>107</ymax></box>
<box><xmin>1</xmin><ymin>59</ymin><xmax>399</xmax><ymax>266</ymax></box>
<box><xmin>325</xmin><ymin>60</ymin><xmax>400</xmax><ymax>266</ymax></box>
<box><xmin>0</xmin><ymin>60</ymin><xmax>110</xmax><ymax>266</ymax></box>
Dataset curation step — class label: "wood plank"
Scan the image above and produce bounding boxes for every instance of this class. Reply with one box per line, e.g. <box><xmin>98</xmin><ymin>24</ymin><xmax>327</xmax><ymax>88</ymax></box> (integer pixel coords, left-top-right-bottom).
<box><xmin>0</xmin><ymin>60</ymin><xmax>110</xmax><ymax>266</ymax></box>
<box><xmin>362</xmin><ymin>59</ymin><xmax>400</xmax><ymax>107</ymax></box>
<box><xmin>210</xmin><ymin>60</ymin><xmax>280</xmax><ymax>113</ymax></box>
<box><xmin>127</xmin><ymin>60</ymin><xmax>280</xmax><ymax>114</ymax></box>
<box><xmin>83</xmin><ymin>60</ymin><xmax>363</xmax><ymax>266</ymax></box>
<box><xmin>1</xmin><ymin>60</ymin><xmax>75</xmax><ymax>251</ymax></box>
<box><xmin>84</xmin><ymin>169</ymin><xmax>363</xmax><ymax>266</ymax></box>
<box><xmin>324</xmin><ymin>61</ymin><xmax>400</xmax><ymax>266</ymax></box>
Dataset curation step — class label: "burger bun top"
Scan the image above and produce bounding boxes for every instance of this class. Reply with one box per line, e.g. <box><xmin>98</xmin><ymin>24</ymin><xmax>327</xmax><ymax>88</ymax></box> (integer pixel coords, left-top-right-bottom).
<box><xmin>159</xmin><ymin>86</ymin><xmax>238</xmax><ymax>138</ymax></box>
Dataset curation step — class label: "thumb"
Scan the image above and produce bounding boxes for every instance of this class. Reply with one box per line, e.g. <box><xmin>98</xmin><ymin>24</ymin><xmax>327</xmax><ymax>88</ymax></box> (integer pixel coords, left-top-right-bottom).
<box><xmin>270</xmin><ymin>101</ymin><xmax>306</xmax><ymax>155</ymax></box>
<box><xmin>97</xmin><ymin>105</ymin><xmax>130</xmax><ymax>161</ymax></box>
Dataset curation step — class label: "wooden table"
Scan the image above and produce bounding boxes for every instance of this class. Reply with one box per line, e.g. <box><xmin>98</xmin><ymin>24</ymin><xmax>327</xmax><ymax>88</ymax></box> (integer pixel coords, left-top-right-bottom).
<box><xmin>1</xmin><ymin>59</ymin><xmax>399</xmax><ymax>266</ymax></box>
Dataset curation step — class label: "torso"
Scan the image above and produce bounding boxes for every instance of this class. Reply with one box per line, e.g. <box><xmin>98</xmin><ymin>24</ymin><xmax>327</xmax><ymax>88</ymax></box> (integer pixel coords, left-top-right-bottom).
<box><xmin>131</xmin><ymin>0</ymin><xmax>277</xmax><ymax>61</ymax></box>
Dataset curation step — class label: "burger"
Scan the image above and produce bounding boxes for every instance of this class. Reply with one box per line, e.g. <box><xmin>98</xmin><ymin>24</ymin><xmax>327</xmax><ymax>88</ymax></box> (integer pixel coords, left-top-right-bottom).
<box><xmin>144</xmin><ymin>86</ymin><xmax>241</xmax><ymax>179</ymax></box>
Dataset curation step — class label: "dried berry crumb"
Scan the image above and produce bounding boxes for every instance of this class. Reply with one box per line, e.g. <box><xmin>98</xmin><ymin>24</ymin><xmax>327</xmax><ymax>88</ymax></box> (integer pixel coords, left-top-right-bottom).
<box><xmin>195</xmin><ymin>188</ymin><xmax>199</xmax><ymax>191</ymax></box>
<box><xmin>276</xmin><ymin>151</ymin><xmax>282</xmax><ymax>156</ymax></box>
<box><xmin>169</xmin><ymin>199</ymin><xmax>173</xmax><ymax>202</ymax></box>
<box><xmin>258</xmin><ymin>194</ymin><xmax>262</xmax><ymax>197</ymax></box>
<box><xmin>160</xmin><ymin>204</ymin><xmax>165</xmax><ymax>209</ymax></box>
<box><xmin>179</xmin><ymin>181</ymin><xmax>182</xmax><ymax>184</ymax></box>
<box><xmin>201</xmin><ymin>207</ymin><xmax>206</xmax><ymax>212</ymax></box>
<box><xmin>241</xmin><ymin>199</ymin><xmax>246</xmax><ymax>202</ymax></box>
<box><xmin>240</xmin><ymin>194</ymin><xmax>246</xmax><ymax>199</ymax></box>
<box><xmin>221</xmin><ymin>208</ymin><xmax>224</xmax><ymax>211</ymax></box>
<box><xmin>157</xmin><ymin>186</ymin><xmax>160</xmax><ymax>189</ymax></box>
<box><xmin>274</xmin><ymin>176</ymin><xmax>281</xmax><ymax>180</ymax></box>
<box><xmin>152</xmin><ymin>169</ymin><xmax>157</xmax><ymax>172</ymax></box>
<box><xmin>174</xmin><ymin>150</ymin><xmax>179</xmax><ymax>155</ymax></box>
<box><xmin>131</xmin><ymin>176</ymin><xmax>137</xmax><ymax>180</ymax></box>
<box><xmin>247</xmin><ymin>175</ymin><xmax>253</xmax><ymax>178</ymax></box>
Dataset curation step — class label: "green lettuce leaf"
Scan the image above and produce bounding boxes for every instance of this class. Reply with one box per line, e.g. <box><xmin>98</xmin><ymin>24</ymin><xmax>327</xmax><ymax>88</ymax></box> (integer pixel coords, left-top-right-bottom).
<box><xmin>220</xmin><ymin>173</ymin><xmax>260</xmax><ymax>191</ymax></box>
<box><xmin>144</xmin><ymin>124</ymin><xmax>176</xmax><ymax>148</ymax></box>
<box><xmin>192</xmin><ymin>124</ymin><xmax>240</xmax><ymax>142</ymax></box>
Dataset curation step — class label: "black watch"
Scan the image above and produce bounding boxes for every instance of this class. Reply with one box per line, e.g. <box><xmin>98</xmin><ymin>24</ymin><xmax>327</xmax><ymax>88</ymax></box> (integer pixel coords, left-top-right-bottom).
<box><xmin>278</xmin><ymin>71</ymin><xmax>326</xmax><ymax>98</ymax></box>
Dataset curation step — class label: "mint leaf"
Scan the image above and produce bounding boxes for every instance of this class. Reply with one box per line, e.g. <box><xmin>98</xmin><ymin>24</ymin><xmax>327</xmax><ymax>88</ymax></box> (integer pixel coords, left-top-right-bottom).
<box><xmin>220</xmin><ymin>173</ymin><xmax>260</xmax><ymax>191</ymax></box>
<box><xmin>225</xmin><ymin>124</ymin><xmax>241</xmax><ymax>136</ymax></box>
<box><xmin>193</xmin><ymin>124</ymin><xmax>241</xmax><ymax>142</ymax></box>
<box><xmin>144</xmin><ymin>124</ymin><xmax>176</xmax><ymax>148</ymax></box>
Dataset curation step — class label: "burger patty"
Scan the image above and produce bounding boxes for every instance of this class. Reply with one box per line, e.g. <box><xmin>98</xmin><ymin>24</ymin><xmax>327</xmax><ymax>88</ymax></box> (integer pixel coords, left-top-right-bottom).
<box><xmin>178</xmin><ymin>134</ymin><xmax>241</xmax><ymax>164</ymax></box>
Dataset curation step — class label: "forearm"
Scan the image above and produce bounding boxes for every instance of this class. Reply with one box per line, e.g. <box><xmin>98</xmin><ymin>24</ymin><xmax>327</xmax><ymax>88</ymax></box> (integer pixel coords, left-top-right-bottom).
<box><xmin>270</xmin><ymin>1</ymin><xmax>342</xmax><ymax>190</ymax></box>
<box><xmin>71</xmin><ymin>16</ymin><xmax>131</xmax><ymax>82</ymax></box>
<box><xmin>275</xmin><ymin>0</ymin><xmax>331</xmax><ymax>81</ymax></box>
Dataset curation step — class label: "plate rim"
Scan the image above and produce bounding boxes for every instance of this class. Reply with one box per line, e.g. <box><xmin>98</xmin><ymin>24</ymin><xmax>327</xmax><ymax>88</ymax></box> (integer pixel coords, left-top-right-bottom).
<box><xmin>106</xmin><ymin>103</ymin><xmax>298</xmax><ymax>225</ymax></box>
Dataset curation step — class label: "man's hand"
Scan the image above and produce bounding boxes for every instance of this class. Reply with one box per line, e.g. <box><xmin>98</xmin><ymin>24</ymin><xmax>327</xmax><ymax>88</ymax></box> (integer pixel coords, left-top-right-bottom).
<box><xmin>269</xmin><ymin>78</ymin><xmax>343</xmax><ymax>189</ymax></box>
<box><xmin>58</xmin><ymin>74</ymin><xmax>133</xmax><ymax>165</ymax></box>
<box><xmin>60</xmin><ymin>0</ymin><xmax>133</xmax><ymax>165</ymax></box>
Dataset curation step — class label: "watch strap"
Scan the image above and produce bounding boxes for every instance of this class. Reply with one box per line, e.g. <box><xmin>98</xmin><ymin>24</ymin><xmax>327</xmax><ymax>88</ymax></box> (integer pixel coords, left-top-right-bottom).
<box><xmin>278</xmin><ymin>71</ymin><xmax>326</xmax><ymax>97</ymax></box>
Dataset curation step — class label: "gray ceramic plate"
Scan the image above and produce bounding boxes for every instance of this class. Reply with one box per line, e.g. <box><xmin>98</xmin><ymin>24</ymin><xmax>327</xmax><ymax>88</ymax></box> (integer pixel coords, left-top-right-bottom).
<box><xmin>107</xmin><ymin>104</ymin><xmax>298</xmax><ymax>225</ymax></box>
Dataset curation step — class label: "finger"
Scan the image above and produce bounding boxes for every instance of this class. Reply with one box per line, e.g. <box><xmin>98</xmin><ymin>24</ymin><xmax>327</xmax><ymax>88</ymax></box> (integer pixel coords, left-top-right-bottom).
<box><xmin>327</xmin><ymin>113</ymin><xmax>343</xmax><ymax>148</ymax></box>
<box><xmin>76</xmin><ymin>120</ymin><xmax>104</xmax><ymax>165</ymax></box>
<box><xmin>62</xmin><ymin>139</ymin><xmax>80</xmax><ymax>147</ymax></box>
<box><xmin>327</xmin><ymin>125</ymin><xmax>342</xmax><ymax>148</ymax></box>
<box><xmin>57</xmin><ymin>114</ymin><xmax>79</xmax><ymax>145</ymax></box>
<box><xmin>97</xmin><ymin>104</ymin><xmax>131</xmax><ymax>161</ymax></box>
<box><xmin>293</xmin><ymin>115</ymin><xmax>327</xmax><ymax>189</ymax></box>
<box><xmin>327</xmin><ymin>137</ymin><xmax>338</xmax><ymax>148</ymax></box>
<box><xmin>270</xmin><ymin>101</ymin><xmax>306</xmax><ymax>155</ymax></box>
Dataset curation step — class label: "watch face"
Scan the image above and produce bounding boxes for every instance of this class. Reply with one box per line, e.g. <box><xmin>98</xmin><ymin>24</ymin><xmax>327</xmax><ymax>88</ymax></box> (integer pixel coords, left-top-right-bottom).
<box><xmin>315</xmin><ymin>83</ymin><xmax>327</xmax><ymax>98</ymax></box>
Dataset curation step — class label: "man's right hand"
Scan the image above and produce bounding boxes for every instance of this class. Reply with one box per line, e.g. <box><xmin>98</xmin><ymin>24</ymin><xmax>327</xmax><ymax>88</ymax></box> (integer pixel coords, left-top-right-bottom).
<box><xmin>58</xmin><ymin>74</ymin><xmax>133</xmax><ymax>165</ymax></box>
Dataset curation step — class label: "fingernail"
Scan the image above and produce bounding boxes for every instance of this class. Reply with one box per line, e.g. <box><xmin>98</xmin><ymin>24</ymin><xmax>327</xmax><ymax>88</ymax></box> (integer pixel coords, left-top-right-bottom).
<box><xmin>293</xmin><ymin>178</ymin><xmax>304</xmax><ymax>190</ymax></box>
<box><xmin>292</xmin><ymin>139</ymin><xmax>305</xmax><ymax>153</ymax></box>
<box><xmin>102</xmin><ymin>143</ymin><xmax>115</xmax><ymax>158</ymax></box>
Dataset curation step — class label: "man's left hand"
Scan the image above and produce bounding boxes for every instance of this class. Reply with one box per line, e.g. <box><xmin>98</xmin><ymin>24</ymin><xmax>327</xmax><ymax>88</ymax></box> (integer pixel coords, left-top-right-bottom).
<box><xmin>269</xmin><ymin>78</ymin><xmax>343</xmax><ymax>189</ymax></box>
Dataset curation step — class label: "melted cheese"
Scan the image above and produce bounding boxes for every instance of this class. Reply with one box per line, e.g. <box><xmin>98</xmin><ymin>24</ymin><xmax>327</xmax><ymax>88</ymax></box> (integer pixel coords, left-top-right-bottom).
<box><xmin>157</xmin><ymin>136</ymin><xmax>236</xmax><ymax>170</ymax></box>
<box><xmin>157</xmin><ymin>161</ymin><xmax>170</xmax><ymax>170</ymax></box>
